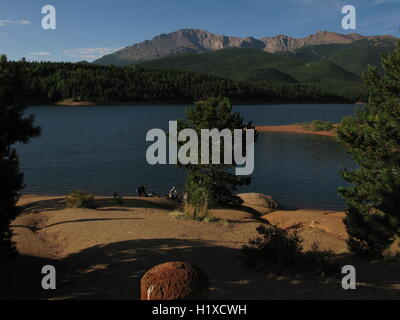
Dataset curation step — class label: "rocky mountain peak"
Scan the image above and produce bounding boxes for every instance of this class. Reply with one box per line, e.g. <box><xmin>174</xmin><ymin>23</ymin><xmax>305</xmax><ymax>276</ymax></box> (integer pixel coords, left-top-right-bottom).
<box><xmin>93</xmin><ymin>29</ymin><xmax>397</xmax><ymax>65</ymax></box>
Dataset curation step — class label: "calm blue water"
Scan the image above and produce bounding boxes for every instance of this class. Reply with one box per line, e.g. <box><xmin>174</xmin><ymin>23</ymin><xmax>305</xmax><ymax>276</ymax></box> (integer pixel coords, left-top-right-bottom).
<box><xmin>16</xmin><ymin>104</ymin><xmax>359</xmax><ymax>210</ymax></box>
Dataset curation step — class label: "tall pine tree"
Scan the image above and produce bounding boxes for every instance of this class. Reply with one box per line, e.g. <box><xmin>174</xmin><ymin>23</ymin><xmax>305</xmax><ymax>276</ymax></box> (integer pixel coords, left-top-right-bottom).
<box><xmin>0</xmin><ymin>56</ymin><xmax>41</xmax><ymax>259</ymax></box>
<box><xmin>337</xmin><ymin>43</ymin><xmax>400</xmax><ymax>259</ymax></box>
<box><xmin>177</xmin><ymin>97</ymin><xmax>257</xmax><ymax>215</ymax></box>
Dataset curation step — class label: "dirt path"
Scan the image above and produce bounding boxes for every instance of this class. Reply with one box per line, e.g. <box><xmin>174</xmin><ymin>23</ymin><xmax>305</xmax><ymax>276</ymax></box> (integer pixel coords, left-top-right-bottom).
<box><xmin>1</xmin><ymin>195</ymin><xmax>399</xmax><ymax>300</ymax></box>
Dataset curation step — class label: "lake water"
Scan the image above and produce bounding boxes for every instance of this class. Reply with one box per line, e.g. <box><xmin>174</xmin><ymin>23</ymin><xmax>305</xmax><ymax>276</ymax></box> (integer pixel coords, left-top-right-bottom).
<box><xmin>16</xmin><ymin>104</ymin><xmax>359</xmax><ymax>210</ymax></box>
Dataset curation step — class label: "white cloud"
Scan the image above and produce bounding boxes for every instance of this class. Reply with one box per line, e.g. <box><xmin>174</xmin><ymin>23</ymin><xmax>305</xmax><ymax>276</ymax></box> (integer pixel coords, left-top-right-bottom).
<box><xmin>373</xmin><ymin>0</ymin><xmax>400</xmax><ymax>4</ymax></box>
<box><xmin>292</xmin><ymin>0</ymin><xmax>340</xmax><ymax>4</ymax></box>
<box><xmin>0</xmin><ymin>19</ymin><xmax>31</xmax><ymax>26</ymax></box>
<box><xmin>294</xmin><ymin>0</ymin><xmax>400</xmax><ymax>6</ymax></box>
<box><xmin>29</xmin><ymin>52</ymin><xmax>51</xmax><ymax>56</ymax></box>
<box><xmin>63</xmin><ymin>47</ymin><xmax>122</xmax><ymax>61</ymax></box>
<box><xmin>290</xmin><ymin>0</ymin><xmax>342</xmax><ymax>10</ymax></box>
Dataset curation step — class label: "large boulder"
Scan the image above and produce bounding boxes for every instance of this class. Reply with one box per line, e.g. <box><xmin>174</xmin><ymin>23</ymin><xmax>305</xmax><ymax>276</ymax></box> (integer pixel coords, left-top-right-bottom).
<box><xmin>140</xmin><ymin>261</ymin><xmax>209</xmax><ymax>300</ymax></box>
<box><xmin>237</xmin><ymin>192</ymin><xmax>281</xmax><ymax>213</ymax></box>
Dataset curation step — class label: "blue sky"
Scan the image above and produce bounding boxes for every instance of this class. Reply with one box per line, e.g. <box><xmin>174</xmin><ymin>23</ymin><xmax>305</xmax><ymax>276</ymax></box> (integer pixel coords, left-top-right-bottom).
<box><xmin>0</xmin><ymin>0</ymin><xmax>399</xmax><ymax>62</ymax></box>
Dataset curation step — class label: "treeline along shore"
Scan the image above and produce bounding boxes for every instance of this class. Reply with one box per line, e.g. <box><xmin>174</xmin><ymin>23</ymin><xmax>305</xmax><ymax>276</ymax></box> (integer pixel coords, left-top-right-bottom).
<box><xmin>4</xmin><ymin>57</ymin><xmax>352</xmax><ymax>105</ymax></box>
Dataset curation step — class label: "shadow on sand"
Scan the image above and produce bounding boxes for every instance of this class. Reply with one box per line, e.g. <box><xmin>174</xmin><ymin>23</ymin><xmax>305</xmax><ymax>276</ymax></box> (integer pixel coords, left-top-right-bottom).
<box><xmin>12</xmin><ymin>217</ymin><xmax>143</xmax><ymax>232</ymax></box>
<box><xmin>2</xmin><ymin>238</ymin><xmax>396</xmax><ymax>300</ymax></box>
<box><xmin>5</xmin><ymin>197</ymin><xmax>399</xmax><ymax>300</ymax></box>
<box><xmin>0</xmin><ymin>254</ymin><xmax>58</xmax><ymax>300</ymax></box>
<box><xmin>19</xmin><ymin>196</ymin><xmax>176</xmax><ymax>215</ymax></box>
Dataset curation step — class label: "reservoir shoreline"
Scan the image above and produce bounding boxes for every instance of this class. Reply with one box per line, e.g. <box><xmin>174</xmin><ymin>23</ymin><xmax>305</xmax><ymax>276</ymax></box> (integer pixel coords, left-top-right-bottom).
<box><xmin>256</xmin><ymin>125</ymin><xmax>337</xmax><ymax>137</ymax></box>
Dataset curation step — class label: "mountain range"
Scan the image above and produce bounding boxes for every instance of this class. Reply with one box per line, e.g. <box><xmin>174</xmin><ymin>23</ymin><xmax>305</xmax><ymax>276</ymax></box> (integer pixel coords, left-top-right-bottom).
<box><xmin>93</xmin><ymin>29</ymin><xmax>398</xmax><ymax>101</ymax></box>
<box><xmin>94</xmin><ymin>29</ymin><xmax>397</xmax><ymax>65</ymax></box>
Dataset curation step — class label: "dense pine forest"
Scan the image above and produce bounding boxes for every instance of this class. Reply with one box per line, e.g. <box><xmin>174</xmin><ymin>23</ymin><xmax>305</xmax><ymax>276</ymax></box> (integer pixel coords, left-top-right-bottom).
<box><xmin>137</xmin><ymin>39</ymin><xmax>398</xmax><ymax>103</ymax></box>
<box><xmin>2</xmin><ymin>56</ymin><xmax>347</xmax><ymax>105</ymax></box>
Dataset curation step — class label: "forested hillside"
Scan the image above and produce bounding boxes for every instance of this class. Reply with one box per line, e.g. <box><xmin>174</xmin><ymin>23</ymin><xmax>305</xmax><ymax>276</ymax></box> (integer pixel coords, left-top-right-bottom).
<box><xmin>138</xmin><ymin>38</ymin><xmax>397</xmax><ymax>102</ymax></box>
<box><xmin>1</xmin><ymin>57</ymin><xmax>345</xmax><ymax>105</ymax></box>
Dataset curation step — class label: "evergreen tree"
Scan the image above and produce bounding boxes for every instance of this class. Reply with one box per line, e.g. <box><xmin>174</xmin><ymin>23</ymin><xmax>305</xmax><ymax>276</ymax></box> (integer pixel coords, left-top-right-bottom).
<box><xmin>0</xmin><ymin>56</ymin><xmax>41</xmax><ymax>259</ymax></box>
<box><xmin>178</xmin><ymin>97</ymin><xmax>257</xmax><ymax>214</ymax></box>
<box><xmin>337</xmin><ymin>43</ymin><xmax>400</xmax><ymax>259</ymax></box>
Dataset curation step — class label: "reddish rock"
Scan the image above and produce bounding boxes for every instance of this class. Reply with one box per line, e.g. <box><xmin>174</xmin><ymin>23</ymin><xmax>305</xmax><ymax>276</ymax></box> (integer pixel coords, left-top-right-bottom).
<box><xmin>140</xmin><ymin>261</ymin><xmax>209</xmax><ymax>300</ymax></box>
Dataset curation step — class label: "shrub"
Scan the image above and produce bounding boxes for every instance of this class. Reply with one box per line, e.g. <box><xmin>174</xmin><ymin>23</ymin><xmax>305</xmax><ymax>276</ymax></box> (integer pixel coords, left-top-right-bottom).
<box><xmin>65</xmin><ymin>190</ymin><xmax>97</xmax><ymax>209</ymax></box>
<box><xmin>302</xmin><ymin>120</ymin><xmax>334</xmax><ymax>132</ymax></box>
<box><xmin>301</xmin><ymin>242</ymin><xmax>338</xmax><ymax>277</ymax></box>
<box><xmin>109</xmin><ymin>192</ymin><xmax>124</xmax><ymax>206</ymax></box>
<box><xmin>184</xmin><ymin>180</ymin><xmax>210</xmax><ymax>219</ymax></box>
<box><xmin>171</xmin><ymin>207</ymin><xmax>219</xmax><ymax>223</ymax></box>
<box><xmin>240</xmin><ymin>223</ymin><xmax>338</xmax><ymax>278</ymax></box>
<box><xmin>240</xmin><ymin>223</ymin><xmax>303</xmax><ymax>268</ymax></box>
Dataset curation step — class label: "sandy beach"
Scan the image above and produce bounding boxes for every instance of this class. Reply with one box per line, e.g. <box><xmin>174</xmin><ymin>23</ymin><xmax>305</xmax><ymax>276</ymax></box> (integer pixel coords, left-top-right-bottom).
<box><xmin>55</xmin><ymin>101</ymin><xmax>97</xmax><ymax>106</ymax></box>
<box><xmin>256</xmin><ymin>125</ymin><xmax>336</xmax><ymax>137</ymax></box>
<box><xmin>1</xmin><ymin>195</ymin><xmax>399</xmax><ymax>300</ymax></box>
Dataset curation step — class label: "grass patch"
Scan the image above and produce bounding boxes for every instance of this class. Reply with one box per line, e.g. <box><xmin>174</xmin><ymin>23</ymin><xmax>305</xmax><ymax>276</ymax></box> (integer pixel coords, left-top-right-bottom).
<box><xmin>170</xmin><ymin>209</ymin><xmax>223</xmax><ymax>224</ymax></box>
<box><xmin>65</xmin><ymin>190</ymin><xmax>97</xmax><ymax>209</ymax></box>
<box><xmin>169</xmin><ymin>210</ymin><xmax>189</xmax><ymax>220</ymax></box>
<box><xmin>301</xmin><ymin>119</ymin><xmax>335</xmax><ymax>132</ymax></box>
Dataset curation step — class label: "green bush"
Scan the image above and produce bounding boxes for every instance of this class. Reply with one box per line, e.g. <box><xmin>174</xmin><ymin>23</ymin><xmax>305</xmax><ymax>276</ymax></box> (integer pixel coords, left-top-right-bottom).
<box><xmin>301</xmin><ymin>242</ymin><xmax>338</xmax><ymax>277</ymax></box>
<box><xmin>184</xmin><ymin>174</ymin><xmax>211</xmax><ymax>219</ymax></box>
<box><xmin>240</xmin><ymin>223</ymin><xmax>338</xmax><ymax>278</ymax></box>
<box><xmin>65</xmin><ymin>190</ymin><xmax>97</xmax><ymax>209</ymax></box>
<box><xmin>109</xmin><ymin>192</ymin><xmax>124</xmax><ymax>206</ymax></box>
<box><xmin>302</xmin><ymin>120</ymin><xmax>334</xmax><ymax>131</ymax></box>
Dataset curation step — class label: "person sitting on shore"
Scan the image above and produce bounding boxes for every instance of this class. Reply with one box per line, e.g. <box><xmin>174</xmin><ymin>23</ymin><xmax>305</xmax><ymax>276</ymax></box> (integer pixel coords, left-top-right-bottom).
<box><xmin>168</xmin><ymin>186</ymin><xmax>178</xmax><ymax>200</ymax></box>
<box><xmin>136</xmin><ymin>185</ymin><xmax>147</xmax><ymax>197</ymax></box>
